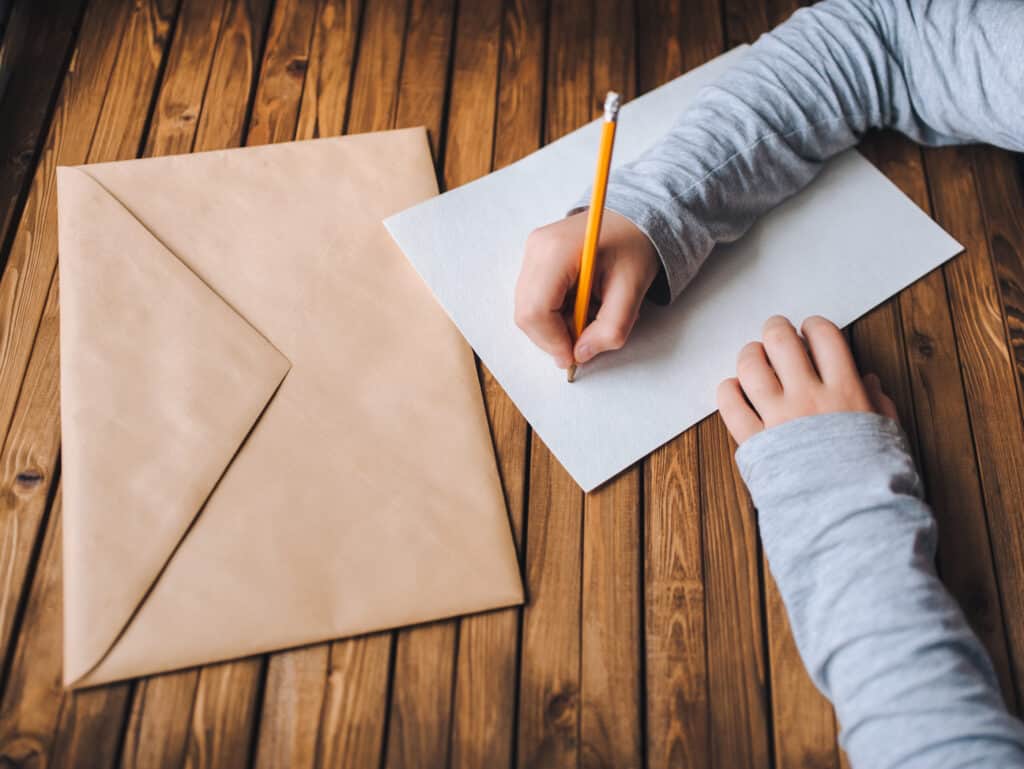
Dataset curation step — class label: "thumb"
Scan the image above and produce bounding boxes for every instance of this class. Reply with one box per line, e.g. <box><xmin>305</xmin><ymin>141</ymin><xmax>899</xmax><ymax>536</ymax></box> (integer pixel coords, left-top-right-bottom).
<box><xmin>573</xmin><ymin>271</ymin><xmax>644</xmax><ymax>364</ymax></box>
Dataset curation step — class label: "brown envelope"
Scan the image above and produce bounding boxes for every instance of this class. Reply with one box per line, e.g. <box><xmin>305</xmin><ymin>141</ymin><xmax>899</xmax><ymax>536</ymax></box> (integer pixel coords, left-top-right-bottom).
<box><xmin>57</xmin><ymin>127</ymin><xmax>523</xmax><ymax>688</ymax></box>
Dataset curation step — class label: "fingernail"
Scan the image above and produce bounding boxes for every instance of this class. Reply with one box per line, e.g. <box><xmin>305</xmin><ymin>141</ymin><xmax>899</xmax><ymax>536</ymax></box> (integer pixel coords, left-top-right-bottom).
<box><xmin>576</xmin><ymin>344</ymin><xmax>592</xmax><ymax>363</ymax></box>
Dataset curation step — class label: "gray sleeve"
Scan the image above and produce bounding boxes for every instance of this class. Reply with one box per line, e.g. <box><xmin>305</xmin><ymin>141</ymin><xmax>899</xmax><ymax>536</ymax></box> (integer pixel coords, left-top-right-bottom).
<box><xmin>736</xmin><ymin>411</ymin><xmax>1024</xmax><ymax>769</ymax></box>
<box><xmin>599</xmin><ymin>0</ymin><xmax>1024</xmax><ymax>302</ymax></box>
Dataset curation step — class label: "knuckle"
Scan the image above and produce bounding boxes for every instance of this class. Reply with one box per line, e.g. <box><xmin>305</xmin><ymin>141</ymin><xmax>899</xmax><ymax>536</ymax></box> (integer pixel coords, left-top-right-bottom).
<box><xmin>513</xmin><ymin>304</ymin><xmax>539</xmax><ymax>331</ymax></box>
<box><xmin>716</xmin><ymin>378</ymin><xmax>736</xmax><ymax>400</ymax></box>
<box><xmin>762</xmin><ymin>325</ymin><xmax>791</xmax><ymax>347</ymax></box>
<box><xmin>604</xmin><ymin>324</ymin><xmax>630</xmax><ymax>350</ymax></box>
<box><xmin>737</xmin><ymin>341</ymin><xmax>764</xmax><ymax>366</ymax></box>
<box><xmin>762</xmin><ymin>315</ymin><xmax>790</xmax><ymax>334</ymax></box>
<box><xmin>802</xmin><ymin>315</ymin><xmax>834</xmax><ymax>335</ymax></box>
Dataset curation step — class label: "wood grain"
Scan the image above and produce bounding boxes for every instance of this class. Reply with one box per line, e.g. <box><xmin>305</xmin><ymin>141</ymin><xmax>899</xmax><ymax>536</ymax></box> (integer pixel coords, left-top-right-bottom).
<box><xmin>383</xmin><ymin>2</ymin><xmax>461</xmax><ymax>765</ymax></box>
<box><xmin>286</xmin><ymin>5</ymin><xmax>401</xmax><ymax>769</ymax></box>
<box><xmin>254</xmin><ymin>2</ymin><xmax>408</xmax><ymax>767</ymax></box>
<box><xmin>973</xmin><ymin>149</ymin><xmax>1024</xmax><ymax>421</ymax></box>
<box><xmin>633</xmin><ymin>3</ymin><xmax>719</xmax><ymax>768</ymax></box>
<box><xmin>254</xmin><ymin>647</ymin><xmax>330</xmax><ymax>769</ymax></box>
<box><xmin>579</xmin><ymin>3</ymin><xmax>643</xmax><ymax>769</ymax></box>
<box><xmin>0</xmin><ymin>2</ymin><xmax>1020</xmax><ymax>766</ymax></box>
<box><xmin>925</xmin><ymin>144</ymin><xmax>1024</xmax><ymax>707</ymax></box>
<box><xmin>241</xmin><ymin>4</ymin><xmax>332</xmax><ymax>769</ymax></box>
<box><xmin>661</xmin><ymin>3</ymin><xmax>772</xmax><ymax>767</ymax></box>
<box><xmin>0</xmin><ymin>0</ymin><xmax>87</xmax><ymax>265</ymax></box>
<box><xmin>0</xmin><ymin>483</ymin><xmax>69</xmax><ymax>769</ymax></box>
<box><xmin>445</xmin><ymin>1</ymin><xmax>537</xmax><ymax>766</ymax></box>
<box><xmin>117</xmin><ymin>0</ymin><xmax>276</xmax><ymax>763</ymax></box>
<box><xmin>185</xmin><ymin>658</ymin><xmax>264</xmax><ymax>769</ymax></box>
<box><xmin>723</xmin><ymin>1</ymin><xmax>840</xmax><ymax>765</ymax></box>
<box><xmin>116</xmin><ymin>1</ymin><xmax>242</xmax><ymax>760</ymax></box>
<box><xmin>0</xmin><ymin>488</ymin><xmax>131</xmax><ymax>769</ymax></box>
<box><xmin>313</xmin><ymin>634</ymin><xmax>391</xmax><ymax>769</ymax></box>
<box><xmin>514</xmin><ymin>1</ymin><xmax>592</xmax><ymax>765</ymax></box>
<box><xmin>296</xmin><ymin>0</ymin><xmax>363</xmax><ymax>141</ymax></box>
<box><xmin>0</xmin><ymin>4</ymin><xmax>178</xmax><ymax>762</ymax></box>
<box><xmin>699</xmin><ymin>416</ymin><xmax>771</xmax><ymax>769</ymax></box>
<box><xmin>859</xmin><ymin>133</ymin><xmax>1016</xmax><ymax>705</ymax></box>
<box><xmin>0</xmin><ymin>0</ymin><xmax>125</xmax><ymax>464</ymax></box>
<box><xmin>121</xmin><ymin>673</ymin><xmax>200</xmax><ymax>769</ymax></box>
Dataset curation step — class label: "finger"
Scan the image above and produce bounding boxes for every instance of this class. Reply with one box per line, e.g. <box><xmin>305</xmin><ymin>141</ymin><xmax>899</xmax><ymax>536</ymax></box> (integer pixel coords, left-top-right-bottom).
<box><xmin>514</xmin><ymin>232</ymin><xmax>579</xmax><ymax>368</ymax></box>
<box><xmin>717</xmin><ymin>377</ymin><xmax>764</xmax><ymax>444</ymax></box>
<box><xmin>736</xmin><ymin>341</ymin><xmax>783</xmax><ymax>411</ymax></box>
<box><xmin>573</xmin><ymin>268</ymin><xmax>644</xmax><ymax>364</ymax></box>
<box><xmin>760</xmin><ymin>315</ymin><xmax>819</xmax><ymax>390</ymax></box>
<box><xmin>864</xmin><ymin>373</ymin><xmax>900</xmax><ymax>422</ymax></box>
<box><xmin>801</xmin><ymin>316</ymin><xmax>861</xmax><ymax>385</ymax></box>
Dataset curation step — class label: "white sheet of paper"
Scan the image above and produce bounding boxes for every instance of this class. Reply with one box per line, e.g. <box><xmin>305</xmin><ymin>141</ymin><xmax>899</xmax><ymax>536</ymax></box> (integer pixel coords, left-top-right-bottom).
<box><xmin>385</xmin><ymin>46</ymin><xmax>962</xmax><ymax>492</ymax></box>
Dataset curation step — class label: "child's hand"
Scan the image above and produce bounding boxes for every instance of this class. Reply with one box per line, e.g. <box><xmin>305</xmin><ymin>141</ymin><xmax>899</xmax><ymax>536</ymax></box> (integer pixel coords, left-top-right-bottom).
<box><xmin>514</xmin><ymin>211</ymin><xmax>659</xmax><ymax>369</ymax></box>
<box><xmin>717</xmin><ymin>315</ymin><xmax>898</xmax><ymax>444</ymax></box>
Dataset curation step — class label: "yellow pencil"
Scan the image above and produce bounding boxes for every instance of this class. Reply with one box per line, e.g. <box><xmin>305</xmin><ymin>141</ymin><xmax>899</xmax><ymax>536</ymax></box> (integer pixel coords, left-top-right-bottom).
<box><xmin>568</xmin><ymin>91</ymin><xmax>621</xmax><ymax>383</ymax></box>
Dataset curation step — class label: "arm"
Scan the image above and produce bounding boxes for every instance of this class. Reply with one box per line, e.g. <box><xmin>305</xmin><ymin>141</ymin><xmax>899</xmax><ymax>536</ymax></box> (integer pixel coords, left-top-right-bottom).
<box><xmin>718</xmin><ymin>315</ymin><xmax>1024</xmax><ymax>769</ymax></box>
<box><xmin>607</xmin><ymin>0</ymin><xmax>1024</xmax><ymax>301</ymax></box>
<box><xmin>738</xmin><ymin>412</ymin><xmax>1024</xmax><ymax>768</ymax></box>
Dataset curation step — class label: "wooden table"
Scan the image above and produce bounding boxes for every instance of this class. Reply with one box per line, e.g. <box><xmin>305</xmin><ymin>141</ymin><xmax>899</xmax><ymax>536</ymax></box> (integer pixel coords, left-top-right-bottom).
<box><xmin>0</xmin><ymin>1</ymin><xmax>1022</xmax><ymax>767</ymax></box>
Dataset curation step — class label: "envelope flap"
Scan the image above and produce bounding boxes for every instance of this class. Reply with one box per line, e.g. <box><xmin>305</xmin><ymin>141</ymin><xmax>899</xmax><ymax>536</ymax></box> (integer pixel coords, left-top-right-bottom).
<box><xmin>57</xmin><ymin>167</ymin><xmax>291</xmax><ymax>685</ymax></box>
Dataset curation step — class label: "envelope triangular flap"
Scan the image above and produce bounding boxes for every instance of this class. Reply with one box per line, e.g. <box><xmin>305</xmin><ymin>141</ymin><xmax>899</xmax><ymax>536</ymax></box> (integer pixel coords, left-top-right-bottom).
<box><xmin>57</xmin><ymin>166</ymin><xmax>291</xmax><ymax>685</ymax></box>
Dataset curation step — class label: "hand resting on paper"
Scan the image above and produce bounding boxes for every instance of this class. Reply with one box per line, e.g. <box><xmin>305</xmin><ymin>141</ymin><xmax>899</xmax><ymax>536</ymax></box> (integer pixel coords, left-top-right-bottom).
<box><xmin>716</xmin><ymin>315</ymin><xmax>898</xmax><ymax>445</ymax></box>
<box><xmin>514</xmin><ymin>210</ymin><xmax>659</xmax><ymax>369</ymax></box>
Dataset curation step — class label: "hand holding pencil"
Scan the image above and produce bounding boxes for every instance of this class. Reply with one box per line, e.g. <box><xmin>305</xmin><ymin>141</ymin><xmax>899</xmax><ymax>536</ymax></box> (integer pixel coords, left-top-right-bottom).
<box><xmin>513</xmin><ymin>92</ymin><xmax>660</xmax><ymax>377</ymax></box>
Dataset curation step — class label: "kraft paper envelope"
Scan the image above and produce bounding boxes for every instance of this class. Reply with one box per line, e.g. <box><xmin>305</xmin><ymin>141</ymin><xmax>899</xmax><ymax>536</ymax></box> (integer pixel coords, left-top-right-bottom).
<box><xmin>385</xmin><ymin>46</ymin><xmax>963</xmax><ymax>491</ymax></box>
<box><xmin>57</xmin><ymin>127</ymin><xmax>523</xmax><ymax>688</ymax></box>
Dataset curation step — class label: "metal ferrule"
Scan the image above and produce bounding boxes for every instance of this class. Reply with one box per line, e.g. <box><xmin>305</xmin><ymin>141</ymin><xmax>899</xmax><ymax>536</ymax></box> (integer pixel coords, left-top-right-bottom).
<box><xmin>603</xmin><ymin>91</ymin><xmax>621</xmax><ymax>122</ymax></box>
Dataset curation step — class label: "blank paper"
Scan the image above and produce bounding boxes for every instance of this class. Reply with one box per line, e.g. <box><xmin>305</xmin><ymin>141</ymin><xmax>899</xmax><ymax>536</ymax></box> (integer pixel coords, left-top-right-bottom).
<box><xmin>385</xmin><ymin>47</ymin><xmax>962</xmax><ymax>491</ymax></box>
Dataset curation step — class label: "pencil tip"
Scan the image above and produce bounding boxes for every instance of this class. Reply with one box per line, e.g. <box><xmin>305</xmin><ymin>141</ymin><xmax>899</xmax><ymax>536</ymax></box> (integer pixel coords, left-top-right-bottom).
<box><xmin>567</xmin><ymin>364</ymin><xmax>577</xmax><ymax>383</ymax></box>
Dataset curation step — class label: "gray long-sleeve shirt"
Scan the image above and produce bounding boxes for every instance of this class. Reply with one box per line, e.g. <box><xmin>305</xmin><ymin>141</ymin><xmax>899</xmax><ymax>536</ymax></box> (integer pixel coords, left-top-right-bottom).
<box><xmin>599</xmin><ymin>1</ymin><xmax>1024</xmax><ymax>766</ymax></box>
<box><xmin>606</xmin><ymin>0</ymin><xmax>1024</xmax><ymax>302</ymax></box>
<box><xmin>737</xmin><ymin>414</ymin><xmax>1024</xmax><ymax>768</ymax></box>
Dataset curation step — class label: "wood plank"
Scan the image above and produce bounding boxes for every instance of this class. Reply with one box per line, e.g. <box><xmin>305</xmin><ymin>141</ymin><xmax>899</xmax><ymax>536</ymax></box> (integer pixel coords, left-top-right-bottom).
<box><xmin>633</xmin><ymin>3</ymin><xmax>719</xmax><ymax>768</ymax></box>
<box><xmin>0</xmin><ymin>0</ymin><xmax>87</xmax><ymax>266</ymax></box>
<box><xmin>121</xmin><ymin>672</ymin><xmax>200</xmax><ymax>769</ymax></box>
<box><xmin>196</xmin><ymin>0</ymin><xmax>275</xmax><ymax>152</ymax></box>
<box><xmin>858</xmin><ymin>133</ymin><xmax>1016</xmax><ymax>707</ymax></box>
<box><xmin>296</xmin><ymin>2</ymin><xmax>400</xmax><ymax>764</ymax></box>
<box><xmin>699</xmin><ymin>416</ymin><xmax>771</xmax><ymax>769</ymax></box>
<box><xmin>514</xmin><ymin>1</ymin><xmax>591</xmax><ymax>765</ymax></box>
<box><xmin>721</xmin><ymin>1</ymin><xmax>838</xmax><ymax>766</ymax></box>
<box><xmin>445</xmin><ymin>1</ymin><xmax>538</xmax><ymax>766</ymax></box>
<box><xmin>382</xmin><ymin>2</ymin><xmax>461</xmax><ymax>766</ymax></box>
<box><xmin>0</xmin><ymin>0</ymin><xmax>178</xmax><ymax>736</ymax></box>
<box><xmin>0</xmin><ymin>0</ymin><xmax>126</xmax><ymax>469</ymax></box>
<box><xmin>924</xmin><ymin>144</ymin><xmax>1024</xmax><ymax>707</ymax></box>
<box><xmin>578</xmin><ymin>3</ymin><xmax>643</xmax><ymax>769</ymax></box>
<box><xmin>659</xmin><ymin>2</ymin><xmax>771</xmax><ymax>767</ymax></box>
<box><xmin>643</xmin><ymin>429</ymin><xmax>705</xmax><ymax>769</ymax></box>
<box><xmin>184</xmin><ymin>658</ymin><xmax>264</xmax><ymax>769</ymax></box>
<box><xmin>175</xmin><ymin>10</ymin><xmax>277</xmax><ymax>765</ymax></box>
<box><xmin>116</xmin><ymin>1</ymin><xmax>275</xmax><ymax>764</ymax></box>
<box><xmin>973</xmin><ymin>148</ymin><xmax>1024</xmax><ymax>416</ymax></box>
<box><xmin>237</xmin><ymin>4</ymin><xmax>331</xmax><ymax>769</ymax></box>
<box><xmin>255</xmin><ymin>647</ymin><xmax>330</xmax><ymax>769</ymax></box>
<box><xmin>246</xmin><ymin>0</ymin><xmax>318</xmax><ymax>148</ymax></box>
<box><xmin>0</xmin><ymin>478</ymin><xmax>133</xmax><ymax>769</ymax></box>
<box><xmin>142</xmin><ymin>0</ymin><xmax>231</xmax><ymax>158</ymax></box>
<box><xmin>254</xmin><ymin>2</ymin><xmax>411</xmax><ymax>768</ymax></box>
<box><xmin>345</xmin><ymin>0</ymin><xmax>407</xmax><ymax>135</ymax></box>
<box><xmin>116</xmin><ymin>2</ymin><xmax>247</xmax><ymax>762</ymax></box>
<box><xmin>314</xmin><ymin>634</ymin><xmax>392</xmax><ymax>769</ymax></box>
<box><xmin>296</xmin><ymin>0</ymin><xmax>363</xmax><ymax>141</ymax></box>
